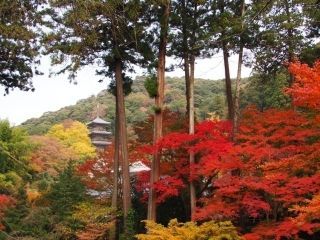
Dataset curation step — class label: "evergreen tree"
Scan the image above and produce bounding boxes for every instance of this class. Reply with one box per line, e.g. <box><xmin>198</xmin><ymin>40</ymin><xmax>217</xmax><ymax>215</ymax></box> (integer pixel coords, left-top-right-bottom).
<box><xmin>0</xmin><ymin>120</ymin><xmax>32</xmax><ymax>177</ymax></box>
<box><xmin>46</xmin><ymin>163</ymin><xmax>85</xmax><ymax>220</ymax></box>
<box><xmin>3</xmin><ymin>188</ymin><xmax>30</xmax><ymax>237</ymax></box>
<box><xmin>250</xmin><ymin>0</ymin><xmax>316</xmax><ymax>85</ymax></box>
<box><xmin>170</xmin><ymin>0</ymin><xmax>212</xmax><ymax>219</ymax></box>
<box><xmin>147</xmin><ymin>0</ymin><xmax>171</xmax><ymax>222</ymax></box>
<box><xmin>0</xmin><ymin>1</ymin><xmax>45</xmax><ymax>94</ymax></box>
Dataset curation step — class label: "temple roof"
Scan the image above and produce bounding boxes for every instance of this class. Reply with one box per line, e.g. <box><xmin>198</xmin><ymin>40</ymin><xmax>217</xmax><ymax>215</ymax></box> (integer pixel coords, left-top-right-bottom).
<box><xmin>129</xmin><ymin>161</ymin><xmax>151</xmax><ymax>173</ymax></box>
<box><xmin>92</xmin><ymin>140</ymin><xmax>112</xmax><ymax>146</ymax></box>
<box><xmin>89</xmin><ymin>130</ymin><xmax>112</xmax><ymax>135</ymax></box>
<box><xmin>87</xmin><ymin>117</ymin><xmax>111</xmax><ymax>126</ymax></box>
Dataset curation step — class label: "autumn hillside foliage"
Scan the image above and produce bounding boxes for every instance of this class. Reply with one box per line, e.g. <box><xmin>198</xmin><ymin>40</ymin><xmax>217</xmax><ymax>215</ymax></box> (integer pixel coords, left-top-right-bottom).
<box><xmin>137</xmin><ymin>60</ymin><xmax>320</xmax><ymax>239</ymax></box>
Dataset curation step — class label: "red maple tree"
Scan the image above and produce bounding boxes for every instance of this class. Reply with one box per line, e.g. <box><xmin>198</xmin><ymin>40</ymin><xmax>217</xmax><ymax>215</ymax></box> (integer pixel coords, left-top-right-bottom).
<box><xmin>135</xmin><ymin>60</ymin><xmax>320</xmax><ymax>239</ymax></box>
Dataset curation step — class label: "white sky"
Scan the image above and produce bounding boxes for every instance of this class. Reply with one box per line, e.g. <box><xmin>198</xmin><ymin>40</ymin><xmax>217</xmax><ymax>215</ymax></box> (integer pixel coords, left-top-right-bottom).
<box><xmin>0</xmin><ymin>53</ymin><xmax>252</xmax><ymax>125</ymax></box>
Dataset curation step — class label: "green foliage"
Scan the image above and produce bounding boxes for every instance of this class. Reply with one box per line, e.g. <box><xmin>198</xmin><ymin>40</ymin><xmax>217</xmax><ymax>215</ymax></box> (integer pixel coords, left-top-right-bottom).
<box><xmin>3</xmin><ymin>188</ymin><xmax>30</xmax><ymax>235</ymax></box>
<box><xmin>240</xmin><ymin>73</ymin><xmax>291</xmax><ymax>111</ymax></box>
<box><xmin>249</xmin><ymin>0</ymin><xmax>314</xmax><ymax>76</ymax></box>
<box><xmin>0</xmin><ymin>120</ymin><xmax>32</xmax><ymax>175</ymax></box>
<box><xmin>0</xmin><ymin>172</ymin><xmax>23</xmax><ymax>195</ymax></box>
<box><xmin>46</xmin><ymin>163</ymin><xmax>86</xmax><ymax>220</ymax></box>
<box><xmin>21</xmin><ymin>77</ymin><xmax>238</xmax><ymax>135</ymax></box>
<box><xmin>108</xmin><ymin>75</ymin><xmax>133</xmax><ymax>97</ymax></box>
<box><xmin>300</xmin><ymin>42</ymin><xmax>320</xmax><ymax>66</ymax></box>
<box><xmin>119</xmin><ymin>209</ymin><xmax>138</xmax><ymax>240</ymax></box>
<box><xmin>136</xmin><ymin>219</ymin><xmax>241</xmax><ymax>240</ymax></box>
<box><xmin>152</xmin><ymin>106</ymin><xmax>162</xmax><ymax>114</ymax></box>
<box><xmin>72</xmin><ymin>202</ymin><xmax>115</xmax><ymax>226</ymax></box>
<box><xmin>18</xmin><ymin>207</ymin><xmax>56</xmax><ymax>238</ymax></box>
<box><xmin>0</xmin><ymin>1</ymin><xmax>44</xmax><ymax>94</ymax></box>
<box><xmin>144</xmin><ymin>74</ymin><xmax>158</xmax><ymax>98</ymax></box>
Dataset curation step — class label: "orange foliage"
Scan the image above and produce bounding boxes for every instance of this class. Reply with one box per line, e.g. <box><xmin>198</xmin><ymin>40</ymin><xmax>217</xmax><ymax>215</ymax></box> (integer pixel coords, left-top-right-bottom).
<box><xmin>26</xmin><ymin>188</ymin><xmax>41</xmax><ymax>205</ymax></box>
<box><xmin>286</xmin><ymin>60</ymin><xmax>320</xmax><ymax>110</ymax></box>
<box><xmin>30</xmin><ymin>135</ymin><xmax>77</xmax><ymax>175</ymax></box>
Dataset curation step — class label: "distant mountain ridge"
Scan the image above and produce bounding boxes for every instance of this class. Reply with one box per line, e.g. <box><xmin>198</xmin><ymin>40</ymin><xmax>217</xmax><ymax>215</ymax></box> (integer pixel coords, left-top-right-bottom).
<box><xmin>21</xmin><ymin>76</ymin><xmax>243</xmax><ymax>135</ymax></box>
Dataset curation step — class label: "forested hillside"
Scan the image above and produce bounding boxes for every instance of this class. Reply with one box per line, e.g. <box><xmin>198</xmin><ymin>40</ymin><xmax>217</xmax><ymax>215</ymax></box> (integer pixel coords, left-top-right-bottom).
<box><xmin>21</xmin><ymin>77</ymin><xmax>230</xmax><ymax>135</ymax></box>
<box><xmin>21</xmin><ymin>74</ymin><xmax>290</xmax><ymax>136</ymax></box>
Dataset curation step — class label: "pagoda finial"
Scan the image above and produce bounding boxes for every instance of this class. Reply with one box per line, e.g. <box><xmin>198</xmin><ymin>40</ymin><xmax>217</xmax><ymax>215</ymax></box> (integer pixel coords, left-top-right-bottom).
<box><xmin>96</xmin><ymin>103</ymin><xmax>100</xmax><ymax>117</ymax></box>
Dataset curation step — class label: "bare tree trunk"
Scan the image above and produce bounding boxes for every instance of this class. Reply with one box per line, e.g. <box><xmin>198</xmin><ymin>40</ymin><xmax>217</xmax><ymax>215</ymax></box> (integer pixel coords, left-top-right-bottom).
<box><xmin>184</xmin><ymin>55</ymin><xmax>190</xmax><ymax>117</ymax></box>
<box><xmin>115</xmin><ymin>58</ymin><xmax>131</xmax><ymax>229</ymax></box>
<box><xmin>189</xmin><ymin>55</ymin><xmax>196</xmax><ymax>220</ymax></box>
<box><xmin>182</xmin><ymin>0</ymin><xmax>190</xmax><ymax>116</ymax></box>
<box><xmin>189</xmin><ymin>1</ymin><xmax>198</xmax><ymax>220</ymax></box>
<box><xmin>110</xmin><ymin>103</ymin><xmax>119</xmax><ymax>240</ymax></box>
<box><xmin>112</xmin><ymin>106</ymin><xmax>119</xmax><ymax>209</ymax></box>
<box><xmin>233</xmin><ymin>0</ymin><xmax>245</xmax><ymax>138</ymax></box>
<box><xmin>148</xmin><ymin>1</ymin><xmax>170</xmax><ymax>221</ymax></box>
<box><xmin>284</xmin><ymin>0</ymin><xmax>294</xmax><ymax>86</ymax></box>
<box><xmin>222</xmin><ymin>42</ymin><xmax>234</xmax><ymax>121</ymax></box>
<box><xmin>219</xmin><ymin>0</ymin><xmax>234</xmax><ymax>121</ymax></box>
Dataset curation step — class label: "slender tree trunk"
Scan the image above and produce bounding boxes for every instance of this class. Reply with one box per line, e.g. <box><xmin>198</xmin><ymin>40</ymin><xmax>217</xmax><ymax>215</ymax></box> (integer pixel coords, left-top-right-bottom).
<box><xmin>233</xmin><ymin>45</ymin><xmax>243</xmax><ymax>137</ymax></box>
<box><xmin>184</xmin><ymin>55</ymin><xmax>190</xmax><ymax>117</ymax></box>
<box><xmin>284</xmin><ymin>0</ymin><xmax>294</xmax><ymax>86</ymax></box>
<box><xmin>182</xmin><ymin>0</ymin><xmax>190</xmax><ymax>116</ymax></box>
<box><xmin>189</xmin><ymin>55</ymin><xmax>196</xmax><ymax>220</ymax></box>
<box><xmin>110</xmin><ymin>103</ymin><xmax>119</xmax><ymax>240</ymax></box>
<box><xmin>148</xmin><ymin>1</ymin><xmax>170</xmax><ymax>221</ymax></box>
<box><xmin>219</xmin><ymin>0</ymin><xmax>234</xmax><ymax>121</ymax></box>
<box><xmin>189</xmin><ymin>1</ymin><xmax>198</xmax><ymax>220</ymax></box>
<box><xmin>112</xmin><ymin>106</ymin><xmax>119</xmax><ymax>209</ymax></box>
<box><xmin>233</xmin><ymin>0</ymin><xmax>245</xmax><ymax>138</ymax></box>
<box><xmin>115</xmin><ymin>58</ymin><xmax>131</xmax><ymax>229</ymax></box>
<box><xmin>222</xmin><ymin>42</ymin><xmax>234</xmax><ymax>120</ymax></box>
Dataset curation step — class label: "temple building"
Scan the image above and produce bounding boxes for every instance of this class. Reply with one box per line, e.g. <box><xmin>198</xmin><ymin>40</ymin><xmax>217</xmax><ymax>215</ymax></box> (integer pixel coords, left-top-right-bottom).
<box><xmin>87</xmin><ymin>115</ymin><xmax>150</xmax><ymax>174</ymax></box>
<box><xmin>87</xmin><ymin>116</ymin><xmax>112</xmax><ymax>150</ymax></box>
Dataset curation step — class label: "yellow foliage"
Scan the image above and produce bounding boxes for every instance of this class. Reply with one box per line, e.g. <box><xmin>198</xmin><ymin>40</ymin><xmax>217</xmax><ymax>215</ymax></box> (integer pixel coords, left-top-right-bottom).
<box><xmin>72</xmin><ymin>202</ymin><xmax>115</xmax><ymax>224</ymax></box>
<box><xmin>30</xmin><ymin>135</ymin><xmax>77</xmax><ymax>175</ymax></box>
<box><xmin>26</xmin><ymin>188</ymin><xmax>41</xmax><ymax>204</ymax></box>
<box><xmin>46</xmin><ymin>120</ymin><xmax>96</xmax><ymax>161</ymax></box>
<box><xmin>136</xmin><ymin>219</ymin><xmax>242</xmax><ymax>240</ymax></box>
<box><xmin>72</xmin><ymin>202</ymin><xmax>116</xmax><ymax>240</ymax></box>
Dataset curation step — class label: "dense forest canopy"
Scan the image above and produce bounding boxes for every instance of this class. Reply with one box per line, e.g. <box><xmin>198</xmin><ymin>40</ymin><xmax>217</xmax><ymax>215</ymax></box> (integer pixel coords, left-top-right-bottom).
<box><xmin>0</xmin><ymin>0</ymin><xmax>320</xmax><ymax>239</ymax></box>
<box><xmin>20</xmin><ymin>76</ymin><xmax>243</xmax><ymax>135</ymax></box>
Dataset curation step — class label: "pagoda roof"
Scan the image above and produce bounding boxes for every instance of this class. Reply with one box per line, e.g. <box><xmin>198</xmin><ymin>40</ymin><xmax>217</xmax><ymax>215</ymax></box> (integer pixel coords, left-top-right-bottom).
<box><xmin>89</xmin><ymin>130</ymin><xmax>112</xmax><ymax>135</ymax></box>
<box><xmin>92</xmin><ymin>140</ymin><xmax>112</xmax><ymax>146</ymax></box>
<box><xmin>87</xmin><ymin>117</ymin><xmax>111</xmax><ymax>126</ymax></box>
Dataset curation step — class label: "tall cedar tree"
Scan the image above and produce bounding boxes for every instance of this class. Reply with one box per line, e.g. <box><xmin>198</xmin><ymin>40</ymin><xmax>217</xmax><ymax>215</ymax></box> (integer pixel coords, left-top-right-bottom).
<box><xmin>46</xmin><ymin>163</ymin><xmax>86</xmax><ymax>220</ymax></box>
<box><xmin>210</xmin><ymin>0</ymin><xmax>259</xmax><ymax>122</ymax></box>
<box><xmin>0</xmin><ymin>1</ymin><xmax>45</xmax><ymax>94</ymax></box>
<box><xmin>148</xmin><ymin>0</ymin><xmax>171</xmax><ymax>221</ymax></box>
<box><xmin>215</xmin><ymin>0</ymin><xmax>234</xmax><ymax>120</ymax></box>
<box><xmin>45</xmin><ymin>0</ymin><xmax>151</xmax><ymax>233</ymax></box>
<box><xmin>233</xmin><ymin>0</ymin><xmax>245</xmax><ymax>137</ymax></box>
<box><xmin>250</xmin><ymin>0</ymin><xmax>317</xmax><ymax>85</ymax></box>
<box><xmin>169</xmin><ymin>0</ymin><xmax>211</xmax><ymax>218</ymax></box>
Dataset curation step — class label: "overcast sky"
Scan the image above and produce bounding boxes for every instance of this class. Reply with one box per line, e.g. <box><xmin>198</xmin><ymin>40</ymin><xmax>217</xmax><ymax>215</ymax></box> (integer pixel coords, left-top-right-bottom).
<box><xmin>0</xmin><ymin>53</ymin><xmax>252</xmax><ymax>125</ymax></box>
